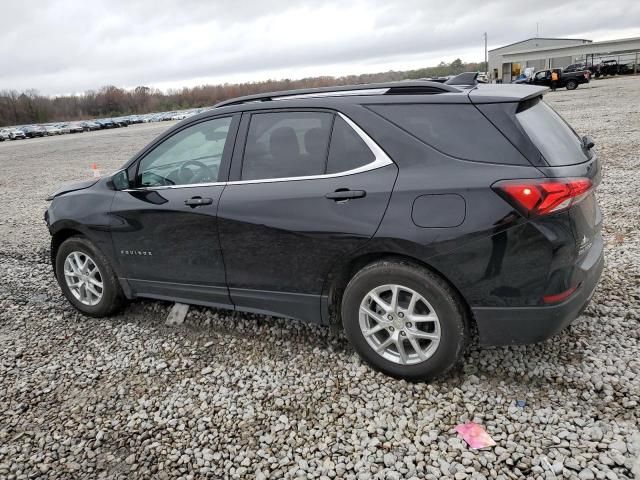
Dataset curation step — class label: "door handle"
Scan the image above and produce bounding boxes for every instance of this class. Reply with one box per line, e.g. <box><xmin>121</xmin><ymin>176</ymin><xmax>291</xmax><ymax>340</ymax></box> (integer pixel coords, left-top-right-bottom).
<box><xmin>325</xmin><ymin>189</ymin><xmax>366</xmax><ymax>201</ymax></box>
<box><xmin>185</xmin><ymin>196</ymin><xmax>213</xmax><ymax>207</ymax></box>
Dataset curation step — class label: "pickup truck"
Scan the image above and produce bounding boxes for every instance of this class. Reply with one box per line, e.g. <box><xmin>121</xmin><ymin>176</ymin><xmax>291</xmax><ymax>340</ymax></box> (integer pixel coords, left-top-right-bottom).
<box><xmin>528</xmin><ymin>68</ymin><xmax>590</xmax><ymax>90</ymax></box>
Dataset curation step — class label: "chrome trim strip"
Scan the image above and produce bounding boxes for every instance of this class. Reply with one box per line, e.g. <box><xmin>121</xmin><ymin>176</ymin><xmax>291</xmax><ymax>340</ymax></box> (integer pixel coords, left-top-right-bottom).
<box><xmin>123</xmin><ymin>181</ymin><xmax>226</xmax><ymax>192</ymax></box>
<box><xmin>123</xmin><ymin>112</ymin><xmax>394</xmax><ymax>192</ymax></box>
<box><xmin>272</xmin><ymin>88</ymin><xmax>389</xmax><ymax>101</ymax></box>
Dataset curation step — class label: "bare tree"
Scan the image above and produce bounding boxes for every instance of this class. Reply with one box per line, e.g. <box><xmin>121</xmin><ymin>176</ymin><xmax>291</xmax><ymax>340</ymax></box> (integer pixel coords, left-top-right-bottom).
<box><xmin>0</xmin><ymin>59</ymin><xmax>482</xmax><ymax>126</ymax></box>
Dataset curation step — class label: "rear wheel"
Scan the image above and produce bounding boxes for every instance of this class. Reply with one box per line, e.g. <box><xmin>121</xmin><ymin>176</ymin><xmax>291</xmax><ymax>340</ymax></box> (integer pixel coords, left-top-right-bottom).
<box><xmin>566</xmin><ymin>80</ymin><xmax>578</xmax><ymax>90</ymax></box>
<box><xmin>55</xmin><ymin>236</ymin><xmax>124</xmax><ymax>317</ymax></box>
<box><xmin>341</xmin><ymin>260</ymin><xmax>468</xmax><ymax>381</ymax></box>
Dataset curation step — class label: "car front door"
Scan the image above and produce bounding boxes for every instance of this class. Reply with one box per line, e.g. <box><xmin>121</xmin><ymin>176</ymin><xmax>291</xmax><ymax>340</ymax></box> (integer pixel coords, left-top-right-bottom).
<box><xmin>217</xmin><ymin>109</ymin><xmax>398</xmax><ymax>323</ymax></box>
<box><xmin>110</xmin><ymin>115</ymin><xmax>239</xmax><ymax>308</ymax></box>
<box><xmin>533</xmin><ymin>71</ymin><xmax>551</xmax><ymax>86</ymax></box>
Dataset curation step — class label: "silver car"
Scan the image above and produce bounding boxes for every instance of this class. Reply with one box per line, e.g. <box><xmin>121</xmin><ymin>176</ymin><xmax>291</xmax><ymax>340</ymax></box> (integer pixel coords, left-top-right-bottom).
<box><xmin>8</xmin><ymin>128</ymin><xmax>27</xmax><ymax>140</ymax></box>
<box><xmin>44</xmin><ymin>125</ymin><xmax>62</xmax><ymax>136</ymax></box>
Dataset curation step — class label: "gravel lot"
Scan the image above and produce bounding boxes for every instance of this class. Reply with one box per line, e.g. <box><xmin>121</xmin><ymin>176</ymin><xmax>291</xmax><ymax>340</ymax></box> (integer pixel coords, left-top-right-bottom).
<box><xmin>0</xmin><ymin>77</ymin><xmax>638</xmax><ymax>480</ymax></box>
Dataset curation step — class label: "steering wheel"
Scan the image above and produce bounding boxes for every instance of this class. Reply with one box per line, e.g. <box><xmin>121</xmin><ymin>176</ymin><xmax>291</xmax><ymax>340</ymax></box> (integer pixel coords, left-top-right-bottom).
<box><xmin>178</xmin><ymin>160</ymin><xmax>216</xmax><ymax>184</ymax></box>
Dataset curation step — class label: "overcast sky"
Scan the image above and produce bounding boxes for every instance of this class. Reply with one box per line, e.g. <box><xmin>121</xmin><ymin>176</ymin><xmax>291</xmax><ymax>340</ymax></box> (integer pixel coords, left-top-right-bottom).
<box><xmin>1</xmin><ymin>0</ymin><xmax>638</xmax><ymax>95</ymax></box>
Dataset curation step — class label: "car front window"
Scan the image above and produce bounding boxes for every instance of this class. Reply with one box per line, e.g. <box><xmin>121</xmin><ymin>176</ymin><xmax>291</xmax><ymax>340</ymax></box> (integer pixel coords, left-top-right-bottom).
<box><xmin>137</xmin><ymin>117</ymin><xmax>232</xmax><ymax>187</ymax></box>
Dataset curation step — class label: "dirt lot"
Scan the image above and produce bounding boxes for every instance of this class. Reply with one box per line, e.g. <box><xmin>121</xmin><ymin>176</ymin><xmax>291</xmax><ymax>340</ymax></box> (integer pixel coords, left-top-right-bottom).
<box><xmin>0</xmin><ymin>77</ymin><xmax>639</xmax><ymax>480</ymax></box>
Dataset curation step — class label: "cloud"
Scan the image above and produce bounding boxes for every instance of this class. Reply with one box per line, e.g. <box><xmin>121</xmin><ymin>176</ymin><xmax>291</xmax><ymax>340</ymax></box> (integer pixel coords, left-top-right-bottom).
<box><xmin>0</xmin><ymin>0</ymin><xmax>638</xmax><ymax>94</ymax></box>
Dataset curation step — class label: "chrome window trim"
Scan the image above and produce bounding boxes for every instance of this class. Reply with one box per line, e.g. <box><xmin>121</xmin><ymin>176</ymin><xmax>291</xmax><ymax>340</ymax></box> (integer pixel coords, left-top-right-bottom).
<box><xmin>123</xmin><ymin>181</ymin><xmax>226</xmax><ymax>192</ymax></box>
<box><xmin>123</xmin><ymin>112</ymin><xmax>393</xmax><ymax>192</ymax></box>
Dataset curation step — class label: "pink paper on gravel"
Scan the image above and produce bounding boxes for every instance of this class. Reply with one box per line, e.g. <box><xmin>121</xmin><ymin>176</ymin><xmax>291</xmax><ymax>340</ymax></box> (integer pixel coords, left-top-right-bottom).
<box><xmin>455</xmin><ymin>422</ymin><xmax>496</xmax><ymax>449</ymax></box>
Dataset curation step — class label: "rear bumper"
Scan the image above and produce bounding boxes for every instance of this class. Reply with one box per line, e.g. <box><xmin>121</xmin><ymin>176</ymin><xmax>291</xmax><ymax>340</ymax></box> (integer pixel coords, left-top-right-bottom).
<box><xmin>472</xmin><ymin>250</ymin><xmax>604</xmax><ymax>346</ymax></box>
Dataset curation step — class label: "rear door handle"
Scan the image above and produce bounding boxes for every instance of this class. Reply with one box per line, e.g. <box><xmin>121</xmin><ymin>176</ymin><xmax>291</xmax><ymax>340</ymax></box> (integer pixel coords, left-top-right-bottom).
<box><xmin>185</xmin><ymin>196</ymin><xmax>213</xmax><ymax>207</ymax></box>
<box><xmin>325</xmin><ymin>189</ymin><xmax>366</xmax><ymax>201</ymax></box>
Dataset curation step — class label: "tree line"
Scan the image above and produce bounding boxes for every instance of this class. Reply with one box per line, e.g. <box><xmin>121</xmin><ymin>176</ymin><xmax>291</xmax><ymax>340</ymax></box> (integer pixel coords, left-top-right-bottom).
<box><xmin>0</xmin><ymin>59</ymin><xmax>486</xmax><ymax>127</ymax></box>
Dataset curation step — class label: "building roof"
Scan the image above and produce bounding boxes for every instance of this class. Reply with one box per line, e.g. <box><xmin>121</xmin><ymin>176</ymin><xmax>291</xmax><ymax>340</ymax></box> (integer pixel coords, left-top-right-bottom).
<box><xmin>489</xmin><ymin>37</ymin><xmax>591</xmax><ymax>52</ymax></box>
<box><xmin>500</xmin><ymin>36</ymin><xmax>640</xmax><ymax>60</ymax></box>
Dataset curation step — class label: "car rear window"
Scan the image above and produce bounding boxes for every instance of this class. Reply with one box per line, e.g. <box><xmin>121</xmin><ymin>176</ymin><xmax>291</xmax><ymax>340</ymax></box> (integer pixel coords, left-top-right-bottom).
<box><xmin>516</xmin><ymin>100</ymin><xmax>588</xmax><ymax>166</ymax></box>
<box><xmin>367</xmin><ymin>104</ymin><xmax>526</xmax><ymax>164</ymax></box>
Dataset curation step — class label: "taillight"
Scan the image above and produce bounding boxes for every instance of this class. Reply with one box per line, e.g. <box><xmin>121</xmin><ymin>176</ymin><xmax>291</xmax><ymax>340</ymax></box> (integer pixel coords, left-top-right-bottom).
<box><xmin>492</xmin><ymin>178</ymin><xmax>593</xmax><ymax>217</ymax></box>
<box><xmin>543</xmin><ymin>285</ymin><xmax>578</xmax><ymax>304</ymax></box>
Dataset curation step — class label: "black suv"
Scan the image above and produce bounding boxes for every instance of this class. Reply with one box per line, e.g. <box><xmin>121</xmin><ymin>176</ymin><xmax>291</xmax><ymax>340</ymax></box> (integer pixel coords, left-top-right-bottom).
<box><xmin>45</xmin><ymin>76</ymin><xmax>603</xmax><ymax>380</ymax></box>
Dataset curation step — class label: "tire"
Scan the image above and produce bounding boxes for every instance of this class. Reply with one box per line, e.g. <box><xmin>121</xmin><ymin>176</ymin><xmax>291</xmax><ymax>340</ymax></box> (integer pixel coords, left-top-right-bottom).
<box><xmin>341</xmin><ymin>259</ymin><xmax>468</xmax><ymax>381</ymax></box>
<box><xmin>55</xmin><ymin>236</ymin><xmax>125</xmax><ymax>317</ymax></box>
<box><xmin>566</xmin><ymin>80</ymin><xmax>578</xmax><ymax>90</ymax></box>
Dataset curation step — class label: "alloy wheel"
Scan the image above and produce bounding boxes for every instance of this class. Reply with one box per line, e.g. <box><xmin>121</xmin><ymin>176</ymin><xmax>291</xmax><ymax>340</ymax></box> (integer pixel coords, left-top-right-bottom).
<box><xmin>359</xmin><ymin>284</ymin><xmax>441</xmax><ymax>365</ymax></box>
<box><xmin>63</xmin><ymin>251</ymin><xmax>104</xmax><ymax>306</ymax></box>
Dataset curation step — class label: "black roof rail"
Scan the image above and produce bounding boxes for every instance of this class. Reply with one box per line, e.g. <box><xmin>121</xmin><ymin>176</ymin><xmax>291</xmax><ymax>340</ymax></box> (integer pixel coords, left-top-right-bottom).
<box><xmin>214</xmin><ymin>81</ymin><xmax>460</xmax><ymax>108</ymax></box>
<box><xmin>445</xmin><ymin>72</ymin><xmax>479</xmax><ymax>86</ymax></box>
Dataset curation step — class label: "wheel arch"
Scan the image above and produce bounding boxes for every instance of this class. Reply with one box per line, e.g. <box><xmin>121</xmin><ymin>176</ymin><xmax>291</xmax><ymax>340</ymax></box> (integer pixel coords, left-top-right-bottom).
<box><xmin>323</xmin><ymin>251</ymin><xmax>474</xmax><ymax>333</ymax></box>
<box><xmin>51</xmin><ymin>227</ymin><xmax>84</xmax><ymax>274</ymax></box>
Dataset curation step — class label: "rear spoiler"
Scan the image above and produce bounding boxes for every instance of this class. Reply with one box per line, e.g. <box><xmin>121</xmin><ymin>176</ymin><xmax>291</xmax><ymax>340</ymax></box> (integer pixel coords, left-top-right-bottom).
<box><xmin>468</xmin><ymin>84</ymin><xmax>548</xmax><ymax>104</ymax></box>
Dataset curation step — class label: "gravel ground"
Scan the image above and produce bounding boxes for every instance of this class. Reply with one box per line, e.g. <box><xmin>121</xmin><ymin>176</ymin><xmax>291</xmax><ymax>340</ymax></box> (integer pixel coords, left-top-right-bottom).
<box><xmin>0</xmin><ymin>77</ymin><xmax>638</xmax><ymax>480</ymax></box>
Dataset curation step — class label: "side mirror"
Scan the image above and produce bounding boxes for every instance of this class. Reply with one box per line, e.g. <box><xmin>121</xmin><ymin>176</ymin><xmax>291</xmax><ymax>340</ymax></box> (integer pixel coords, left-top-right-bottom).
<box><xmin>107</xmin><ymin>169</ymin><xmax>130</xmax><ymax>190</ymax></box>
<box><xmin>582</xmin><ymin>135</ymin><xmax>595</xmax><ymax>150</ymax></box>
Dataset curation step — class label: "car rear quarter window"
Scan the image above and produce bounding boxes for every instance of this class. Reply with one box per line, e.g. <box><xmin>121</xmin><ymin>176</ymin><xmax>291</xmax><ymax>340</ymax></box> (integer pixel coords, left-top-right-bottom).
<box><xmin>367</xmin><ymin>104</ymin><xmax>523</xmax><ymax>164</ymax></box>
<box><xmin>326</xmin><ymin>116</ymin><xmax>375</xmax><ymax>174</ymax></box>
<box><xmin>516</xmin><ymin>100</ymin><xmax>588</xmax><ymax>166</ymax></box>
<box><xmin>242</xmin><ymin>112</ymin><xmax>333</xmax><ymax>180</ymax></box>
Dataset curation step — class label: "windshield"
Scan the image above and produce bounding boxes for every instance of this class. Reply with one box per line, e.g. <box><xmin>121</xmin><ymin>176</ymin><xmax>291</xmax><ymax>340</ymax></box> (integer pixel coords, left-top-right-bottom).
<box><xmin>516</xmin><ymin>100</ymin><xmax>589</xmax><ymax>166</ymax></box>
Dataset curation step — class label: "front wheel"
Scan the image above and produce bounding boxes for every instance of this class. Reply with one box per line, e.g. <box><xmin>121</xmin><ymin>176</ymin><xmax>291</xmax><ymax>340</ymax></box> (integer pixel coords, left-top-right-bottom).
<box><xmin>341</xmin><ymin>260</ymin><xmax>468</xmax><ymax>381</ymax></box>
<box><xmin>566</xmin><ymin>80</ymin><xmax>578</xmax><ymax>90</ymax></box>
<box><xmin>55</xmin><ymin>236</ymin><xmax>125</xmax><ymax>317</ymax></box>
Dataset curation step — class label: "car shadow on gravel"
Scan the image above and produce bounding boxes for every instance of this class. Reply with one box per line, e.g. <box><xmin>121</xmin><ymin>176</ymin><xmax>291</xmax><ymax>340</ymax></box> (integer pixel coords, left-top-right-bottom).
<box><xmin>121</xmin><ymin>298</ymin><xmax>353</xmax><ymax>353</ymax></box>
<box><xmin>106</xmin><ymin>297</ymin><xmax>592</xmax><ymax>389</ymax></box>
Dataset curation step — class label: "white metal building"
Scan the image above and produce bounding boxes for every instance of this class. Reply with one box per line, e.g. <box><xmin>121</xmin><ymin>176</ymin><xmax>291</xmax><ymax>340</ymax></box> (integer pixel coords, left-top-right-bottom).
<box><xmin>488</xmin><ymin>36</ymin><xmax>640</xmax><ymax>83</ymax></box>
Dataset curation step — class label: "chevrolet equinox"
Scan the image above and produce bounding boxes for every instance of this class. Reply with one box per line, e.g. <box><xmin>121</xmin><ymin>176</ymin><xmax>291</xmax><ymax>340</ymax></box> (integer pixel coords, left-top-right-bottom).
<box><xmin>45</xmin><ymin>74</ymin><xmax>604</xmax><ymax>380</ymax></box>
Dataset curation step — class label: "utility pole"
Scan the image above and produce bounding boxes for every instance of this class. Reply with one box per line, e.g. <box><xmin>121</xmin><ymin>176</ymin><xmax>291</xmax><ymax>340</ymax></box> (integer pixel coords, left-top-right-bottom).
<box><xmin>483</xmin><ymin>32</ymin><xmax>488</xmax><ymax>74</ymax></box>
<box><xmin>536</xmin><ymin>22</ymin><xmax>539</xmax><ymax>37</ymax></box>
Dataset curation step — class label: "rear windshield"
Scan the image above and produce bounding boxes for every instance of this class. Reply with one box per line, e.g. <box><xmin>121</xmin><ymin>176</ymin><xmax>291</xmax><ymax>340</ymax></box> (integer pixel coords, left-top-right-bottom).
<box><xmin>516</xmin><ymin>100</ymin><xmax>588</xmax><ymax>166</ymax></box>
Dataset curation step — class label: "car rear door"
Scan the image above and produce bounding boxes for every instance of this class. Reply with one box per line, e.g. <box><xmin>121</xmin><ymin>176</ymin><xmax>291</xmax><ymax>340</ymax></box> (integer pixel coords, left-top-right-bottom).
<box><xmin>217</xmin><ymin>109</ymin><xmax>398</xmax><ymax>323</ymax></box>
<box><xmin>109</xmin><ymin>114</ymin><xmax>239</xmax><ymax>308</ymax></box>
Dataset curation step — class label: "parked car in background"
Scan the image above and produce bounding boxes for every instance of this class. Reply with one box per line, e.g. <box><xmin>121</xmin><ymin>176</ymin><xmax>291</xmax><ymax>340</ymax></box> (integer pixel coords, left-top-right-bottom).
<box><xmin>96</xmin><ymin>119</ymin><xmax>116</xmax><ymax>129</ymax></box>
<box><xmin>68</xmin><ymin>123</ymin><xmax>85</xmax><ymax>133</ymax></box>
<box><xmin>81</xmin><ymin>121</ymin><xmax>101</xmax><ymax>131</ymax></box>
<box><xmin>46</xmin><ymin>77</ymin><xmax>603</xmax><ymax>380</ymax></box>
<box><xmin>0</xmin><ymin>129</ymin><xmax>10</xmax><ymax>141</ymax></box>
<box><xmin>529</xmin><ymin>68</ymin><xmax>590</xmax><ymax>90</ymax></box>
<box><xmin>563</xmin><ymin>63</ymin><xmax>585</xmax><ymax>73</ymax></box>
<box><xmin>8</xmin><ymin>128</ymin><xmax>26</xmax><ymax>140</ymax></box>
<box><xmin>55</xmin><ymin>123</ymin><xmax>71</xmax><ymax>134</ymax></box>
<box><xmin>113</xmin><ymin>117</ymin><xmax>130</xmax><ymax>127</ymax></box>
<box><xmin>598</xmin><ymin>60</ymin><xmax>631</xmax><ymax>76</ymax></box>
<box><xmin>21</xmin><ymin>126</ymin><xmax>46</xmax><ymax>138</ymax></box>
<box><xmin>44</xmin><ymin>125</ymin><xmax>62</xmax><ymax>136</ymax></box>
